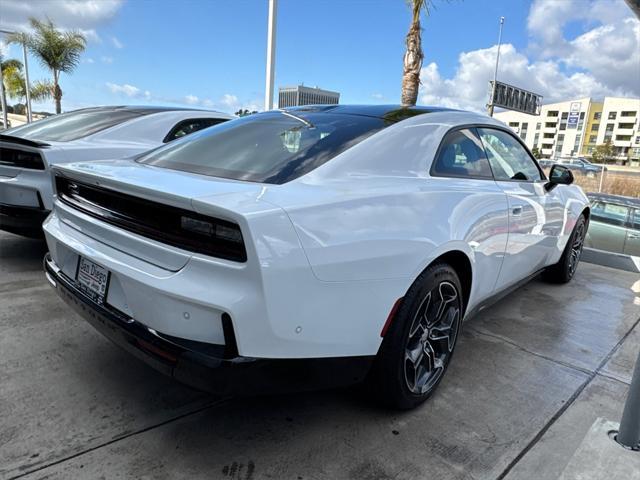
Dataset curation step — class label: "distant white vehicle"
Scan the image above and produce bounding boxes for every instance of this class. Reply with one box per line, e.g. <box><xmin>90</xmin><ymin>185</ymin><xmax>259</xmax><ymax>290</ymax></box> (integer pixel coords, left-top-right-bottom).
<box><xmin>43</xmin><ymin>105</ymin><xmax>590</xmax><ymax>409</ymax></box>
<box><xmin>0</xmin><ymin>106</ymin><xmax>232</xmax><ymax>237</ymax></box>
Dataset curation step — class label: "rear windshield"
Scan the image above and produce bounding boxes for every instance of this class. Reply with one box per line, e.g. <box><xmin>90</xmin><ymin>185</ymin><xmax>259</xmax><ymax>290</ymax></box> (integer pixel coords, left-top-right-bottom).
<box><xmin>137</xmin><ymin>111</ymin><xmax>386</xmax><ymax>184</ymax></box>
<box><xmin>4</xmin><ymin>109</ymin><xmax>147</xmax><ymax>142</ymax></box>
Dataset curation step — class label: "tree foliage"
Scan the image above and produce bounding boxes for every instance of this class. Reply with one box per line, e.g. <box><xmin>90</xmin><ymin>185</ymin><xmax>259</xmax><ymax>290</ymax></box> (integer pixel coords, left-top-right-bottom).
<box><xmin>531</xmin><ymin>147</ymin><xmax>542</xmax><ymax>159</ymax></box>
<box><xmin>591</xmin><ymin>140</ymin><xmax>615</xmax><ymax>163</ymax></box>
<box><xmin>1</xmin><ymin>57</ymin><xmax>53</xmax><ymax>103</ymax></box>
<box><xmin>7</xmin><ymin>18</ymin><xmax>86</xmax><ymax>113</ymax></box>
<box><xmin>235</xmin><ymin>109</ymin><xmax>258</xmax><ymax>117</ymax></box>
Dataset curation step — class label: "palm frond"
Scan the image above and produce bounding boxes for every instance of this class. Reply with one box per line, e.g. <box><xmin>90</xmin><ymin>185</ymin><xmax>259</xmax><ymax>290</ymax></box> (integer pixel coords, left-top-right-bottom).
<box><xmin>26</xmin><ymin>17</ymin><xmax>87</xmax><ymax>75</ymax></box>
<box><xmin>30</xmin><ymin>80</ymin><xmax>54</xmax><ymax>101</ymax></box>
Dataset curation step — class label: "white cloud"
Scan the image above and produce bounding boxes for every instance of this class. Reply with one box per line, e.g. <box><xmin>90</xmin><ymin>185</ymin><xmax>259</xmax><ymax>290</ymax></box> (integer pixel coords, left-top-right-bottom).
<box><xmin>371</xmin><ymin>93</ymin><xmax>384</xmax><ymax>100</ymax></box>
<box><xmin>184</xmin><ymin>94</ymin><xmax>200</xmax><ymax>105</ymax></box>
<box><xmin>564</xmin><ymin>18</ymin><xmax>640</xmax><ymax>96</ymax></box>
<box><xmin>78</xmin><ymin>28</ymin><xmax>101</xmax><ymax>43</ymax></box>
<box><xmin>0</xmin><ymin>0</ymin><xmax>124</xmax><ymax>43</ymax></box>
<box><xmin>220</xmin><ymin>94</ymin><xmax>239</xmax><ymax>108</ymax></box>
<box><xmin>419</xmin><ymin>0</ymin><xmax>640</xmax><ymax>111</ymax></box>
<box><xmin>84</xmin><ymin>57</ymin><xmax>95</xmax><ymax>64</ymax></box>
<box><xmin>0</xmin><ymin>41</ymin><xmax>8</xmax><ymax>57</ymax></box>
<box><xmin>101</xmin><ymin>56</ymin><xmax>114</xmax><ymax>64</ymax></box>
<box><xmin>111</xmin><ymin>36</ymin><xmax>123</xmax><ymax>49</ymax></box>
<box><xmin>106</xmin><ymin>82</ymin><xmax>150</xmax><ymax>100</ymax></box>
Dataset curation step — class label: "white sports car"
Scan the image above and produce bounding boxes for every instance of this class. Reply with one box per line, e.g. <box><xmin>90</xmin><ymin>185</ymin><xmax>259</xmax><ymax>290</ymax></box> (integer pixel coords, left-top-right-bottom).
<box><xmin>0</xmin><ymin>106</ymin><xmax>232</xmax><ymax>237</ymax></box>
<box><xmin>43</xmin><ymin>105</ymin><xmax>589</xmax><ymax>409</ymax></box>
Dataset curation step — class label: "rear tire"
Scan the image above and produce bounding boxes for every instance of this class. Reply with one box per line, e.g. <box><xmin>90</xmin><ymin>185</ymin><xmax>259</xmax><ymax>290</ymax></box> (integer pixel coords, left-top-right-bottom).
<box><xmin>367</xmin><ymin>262</ymin><xmax>463</xmax><ymax>410</ymax></box>
<box><xmin>543</xmin><ymin>214</ymin><xmax>588</xmax><ymax>284</ymax></box>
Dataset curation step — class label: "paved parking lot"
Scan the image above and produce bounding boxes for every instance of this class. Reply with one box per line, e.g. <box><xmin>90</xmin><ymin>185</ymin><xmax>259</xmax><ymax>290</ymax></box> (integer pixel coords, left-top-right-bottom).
<box><xmin>1</xmin><ymin>230</ymin><xmax>639</xmax><ymax>480</ymax></box>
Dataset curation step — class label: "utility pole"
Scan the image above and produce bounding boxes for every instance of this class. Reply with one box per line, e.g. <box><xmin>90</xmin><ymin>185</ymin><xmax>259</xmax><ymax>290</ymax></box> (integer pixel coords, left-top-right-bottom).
<box><xmin>487</xmin><ymin>16</ymin><xmax>505</xmax><ymax>117</ymax></box>
<box><xmin>264</xmin><ymin>0</ymin><xmax>278</xmax><ymax>111</ymax></box>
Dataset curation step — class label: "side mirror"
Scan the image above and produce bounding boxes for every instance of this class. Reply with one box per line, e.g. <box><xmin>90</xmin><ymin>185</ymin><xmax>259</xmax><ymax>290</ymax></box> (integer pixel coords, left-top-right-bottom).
<box><xmin>546</xmin><ymin>164</ymin><xmax>574</xmax><ymax>191</ymax></box>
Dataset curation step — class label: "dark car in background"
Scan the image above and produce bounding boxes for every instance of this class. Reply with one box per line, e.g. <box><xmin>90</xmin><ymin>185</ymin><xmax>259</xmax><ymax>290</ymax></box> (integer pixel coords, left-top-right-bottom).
<box><xmin>586</xmin><ymin>193</ymin><xmax>640</xmax><ymax>256</ymax></box>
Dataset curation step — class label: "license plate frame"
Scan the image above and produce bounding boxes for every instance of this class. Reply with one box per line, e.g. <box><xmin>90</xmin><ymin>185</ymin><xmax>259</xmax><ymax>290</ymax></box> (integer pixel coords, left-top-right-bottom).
<box><xmin>76</xmin><ymin>257</ymin><xmax>110</xmax><ymax>304</ymax></box>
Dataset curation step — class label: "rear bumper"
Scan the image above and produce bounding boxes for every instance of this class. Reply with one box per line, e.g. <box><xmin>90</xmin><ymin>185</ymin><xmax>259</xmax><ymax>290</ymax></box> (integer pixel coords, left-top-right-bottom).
<box><xmin>44</xmin><ymin>253</ymin><xmax>373</xmax><ymax>396</ymax></box>
<box><xmin>0</xmin><ymin>203</ymin><xmax>49</xmax><ymax>237</ymax></box>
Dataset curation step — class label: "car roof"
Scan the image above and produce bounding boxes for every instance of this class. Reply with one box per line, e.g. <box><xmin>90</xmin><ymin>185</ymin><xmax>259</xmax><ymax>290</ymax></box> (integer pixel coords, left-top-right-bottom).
<box><xmin>68</xmin><ymin>105</ymin><xmax>212</xmax><ymax>115</ymax></box>
<box><xmin>587</xmin><ymin>192</ymin><xmax>640</xmax><ymax>208</ymax></box>
<box><xmin>282</xmin><ymin>104</ymin><xmax>458</xmax><ymax>122</ymax></box>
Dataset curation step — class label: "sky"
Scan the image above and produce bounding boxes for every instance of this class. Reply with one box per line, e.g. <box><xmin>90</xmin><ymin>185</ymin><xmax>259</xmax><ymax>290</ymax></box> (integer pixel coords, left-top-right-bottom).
<box><xmin>0</xmin><ymin>0</ymin><xmax>638</xmax><ymax>114</ymax></box>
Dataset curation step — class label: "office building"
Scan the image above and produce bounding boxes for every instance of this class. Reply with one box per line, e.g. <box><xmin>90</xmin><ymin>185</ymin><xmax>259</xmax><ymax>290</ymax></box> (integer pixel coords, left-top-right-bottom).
<box><xmin>278</xmin><ymin>85</ymin><xmax>340</xmax><ymax>108</ymax></box>
<box><xmin>495</xmin><ymin>96</ymin><xmax>640</xmax><ymax>164</ymax></box>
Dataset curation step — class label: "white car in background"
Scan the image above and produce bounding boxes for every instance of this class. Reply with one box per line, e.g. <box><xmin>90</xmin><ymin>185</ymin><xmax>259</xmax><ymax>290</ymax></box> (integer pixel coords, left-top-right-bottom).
<box><xmin>43</xmin><ymin>105</ymin><xmax>590</xmax><ymax>409</ymax></box>
<box><xmin>0</xmin><ymin>106</ymin><xmax>232</xmax><ymax>237</ymax></box>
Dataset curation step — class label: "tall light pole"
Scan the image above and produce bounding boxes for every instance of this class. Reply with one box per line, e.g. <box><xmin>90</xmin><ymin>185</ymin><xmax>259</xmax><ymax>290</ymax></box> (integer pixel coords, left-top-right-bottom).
<box><xmin>264</xmin><ymin>0</ymin><xmax>277</xmax><ymax>111</ymax></box>
<box><xmin>0</xmin><ymin>29</ymin><xmax>32</xmax><ymax>123</ymax></box>
<box><xmin>21</xmin><ymin>40</ymin><xmax>31</xmax><ymax>122</ymax></box>
<box><xmin>487</xmin><ymin>16</ymin><xmax>505</xmax><ymax>117</ymax></box>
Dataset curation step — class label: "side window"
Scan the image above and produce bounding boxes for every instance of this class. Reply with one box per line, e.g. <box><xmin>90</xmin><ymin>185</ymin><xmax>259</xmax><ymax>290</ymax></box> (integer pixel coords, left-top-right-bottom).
<box><xmin>431</xmin><ymin>129</ymin><xmax>493</xmax><ymax>178</ymax></box>
<box><xmin>478</xmin><ymin>128</ymin><xmax>543</xmax><ymax>181</ymax></box>
<box><xmin>591</xmin><ymin>201</ymin><xmax>630</xmax><ymax>227</ymax></box>
<box><xmin>632</xmin><ymin>209</ymin><xmax>640</xmax><ymax>230</ymax></box>
<box><xmin>164</xmin><ymin>118</ymin><xmax>228</xmax><ymax>143</ymax></box>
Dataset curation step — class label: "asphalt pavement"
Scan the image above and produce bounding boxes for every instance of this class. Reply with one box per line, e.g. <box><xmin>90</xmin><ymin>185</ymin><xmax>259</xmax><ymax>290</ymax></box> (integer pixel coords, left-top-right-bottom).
<box><xmin>1</xmin><ymin>230</ymin><xmax>639</xmax><ymax>480</ymax></box>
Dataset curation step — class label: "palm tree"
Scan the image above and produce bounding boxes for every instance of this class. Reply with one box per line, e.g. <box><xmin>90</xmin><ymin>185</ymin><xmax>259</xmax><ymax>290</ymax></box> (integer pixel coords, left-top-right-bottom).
<box><xmin>8</xmin><ymin>18</ymin><xmax>86</xmax><ymax>114</ymax></box>
<box><xmin>1</xmin><ymin>57</ymin><xmax>53</xmax><ymax>106</ymax></box>
<box><xmin>401</xmin><ymin>0</ymin><xmax>432</xmax><ymax>107</ymax></box>
<box><xmin>1</xmin><ymin>58</ymin><xmax>22</xmax><ymax>117</ymax></box>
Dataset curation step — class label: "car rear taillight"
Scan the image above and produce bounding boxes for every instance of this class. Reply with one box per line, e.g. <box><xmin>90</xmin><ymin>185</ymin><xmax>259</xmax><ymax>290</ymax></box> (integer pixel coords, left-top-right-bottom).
<box><xmin>0</xmin><ymin>147</ymin><xmax>45</xmax><ymax>170</ymax></box>
<box><xmin>55</xmin><ymin>175</ymin><xmax>248</xmax><ymax>262</ymax></box>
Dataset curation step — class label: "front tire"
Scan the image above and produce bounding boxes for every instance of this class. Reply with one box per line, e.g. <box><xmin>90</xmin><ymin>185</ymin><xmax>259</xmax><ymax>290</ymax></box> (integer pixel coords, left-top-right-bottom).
<box><xmin>367</xmin><ymin>262</ymin><xmax>463</xmax><ymax>410</ymax></box>
<box><xmin>543</xmin><ymin>213</ymin><xmax>588</xmax><ymax>284</ymax></box>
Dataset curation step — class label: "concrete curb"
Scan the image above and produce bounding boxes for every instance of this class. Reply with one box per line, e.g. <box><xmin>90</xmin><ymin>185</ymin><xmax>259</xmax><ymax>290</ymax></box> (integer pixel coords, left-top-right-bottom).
<box><xmin>558</xmin><ymin>418</ymin><xmax>640</xmax><ymax>480</ymax></box>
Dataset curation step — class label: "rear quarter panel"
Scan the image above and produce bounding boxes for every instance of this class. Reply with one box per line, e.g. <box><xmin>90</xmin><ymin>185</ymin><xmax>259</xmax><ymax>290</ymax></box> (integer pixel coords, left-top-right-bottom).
<box><xmin>279</xmin><ymin>176</ymin><xmax>510</xmax><ymax>313</ymax></box>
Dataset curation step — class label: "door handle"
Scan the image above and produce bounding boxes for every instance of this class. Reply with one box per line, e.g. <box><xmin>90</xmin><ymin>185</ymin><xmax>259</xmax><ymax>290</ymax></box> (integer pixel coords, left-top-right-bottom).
<box><xmin>512</xmin><ymin>206</ymin><xmax>523</xmax><ymax>216</ymax></box>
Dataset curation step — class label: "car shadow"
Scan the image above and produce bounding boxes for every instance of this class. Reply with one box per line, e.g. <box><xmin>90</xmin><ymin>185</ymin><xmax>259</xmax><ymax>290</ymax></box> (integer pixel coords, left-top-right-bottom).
<box><xmin>0</xmin><ymin>231</ymin><xmax>48</xmax><ymax>276</ymax></box>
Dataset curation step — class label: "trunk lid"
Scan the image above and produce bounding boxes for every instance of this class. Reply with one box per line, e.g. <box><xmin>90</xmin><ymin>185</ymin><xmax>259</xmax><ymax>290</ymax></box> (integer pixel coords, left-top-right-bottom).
<box><xmin>52</xmin><ymin>159</ymin><xmax>274</xmax><ymax>270</ymax></box>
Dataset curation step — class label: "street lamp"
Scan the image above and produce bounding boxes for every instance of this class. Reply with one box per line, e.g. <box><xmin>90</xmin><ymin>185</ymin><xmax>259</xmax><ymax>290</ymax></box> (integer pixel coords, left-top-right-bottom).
<box><xmin>0</xmin><ymin>29</ymin><xmax>32</xmax><ymax>124</ymax></box>
<box><xmin>264</xmin><ymin>0</ymin><xmax>277</xmax><ymax>111</ymax></box>
<box><xmin>487</xmin><ymin>17</ymin><xmax>505</xmax><ymax>118</ymax></box>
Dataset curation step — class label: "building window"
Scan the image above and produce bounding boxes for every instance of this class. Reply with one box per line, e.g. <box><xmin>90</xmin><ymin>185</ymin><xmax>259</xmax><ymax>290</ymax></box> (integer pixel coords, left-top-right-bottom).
<box><xmin>508</xmin><ymin>122</ymin><xmax>519</xmax><ymax>127</ymax></box>
<box><xmin>618</xmin><ymin>123</ymin><xmax>635</xmax><ymax>129</ymax></box>
<box><xmin>636</xmin><ymin>136</ymin><xmax>640</xmax><ymax>144</ymax></box>
<box><xmin>589</xmin><ymin>135</ymin><xmax>597</xmax><ymax>143</ymax></box>
<box><xmin>547</xmin><ymin>111</ymin><xmax>559</xmax><ymax>117</ymax></box>
<box><xmin>621</xmin><ymin>111</ymin><xmax>637</xmax><ymax>117</ymax></box>
<box><xmin>606</xmin><ymin>123</ymin><xmax>614</xmax><ymax>132</ymax></box>
<box><xmin>536</xmin><ymin>122</ymin><xmax>541</xmax><ymax>129</ymax></box>
<box><xmin>594</xmin><ymin>112</ymin><xmax>602</xmax><ymax>120</ymax></box>
<box><xmin>591</xmin><ymin>123</ymin><xmax>599</xmax><ymax>131</ymax></box>
<box><xmin>587</xmin><ymin>146</ymin><xmax>594</xmax><ymax>154</ymax></box>
<box><xmin>533</xmin><ymin>133</ymin><xmax>539</xmax><ymax>147</ymax></box>
<box><xmin>543</xmin><ymin>133</ymin><xmax>555</xmax><ymax>139</ymax></box>
<box><xmin>561</xmin><ymin>112</ymin><xmax>568</xmax><ymax>119</ymax></box>
<box><xmin>545</xmin><ymin>122</ymin><xmax>556</xmax><ymax>128</ymax></box>
<box><xmin>616</xmin><ymin>135</ymin><xmax>632</xmax><ymax>141</ymax></box>
<box><xmin>608</xmin><ymin>111</ymin><xmax>617</xmax><ymax>120</ymax></box>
